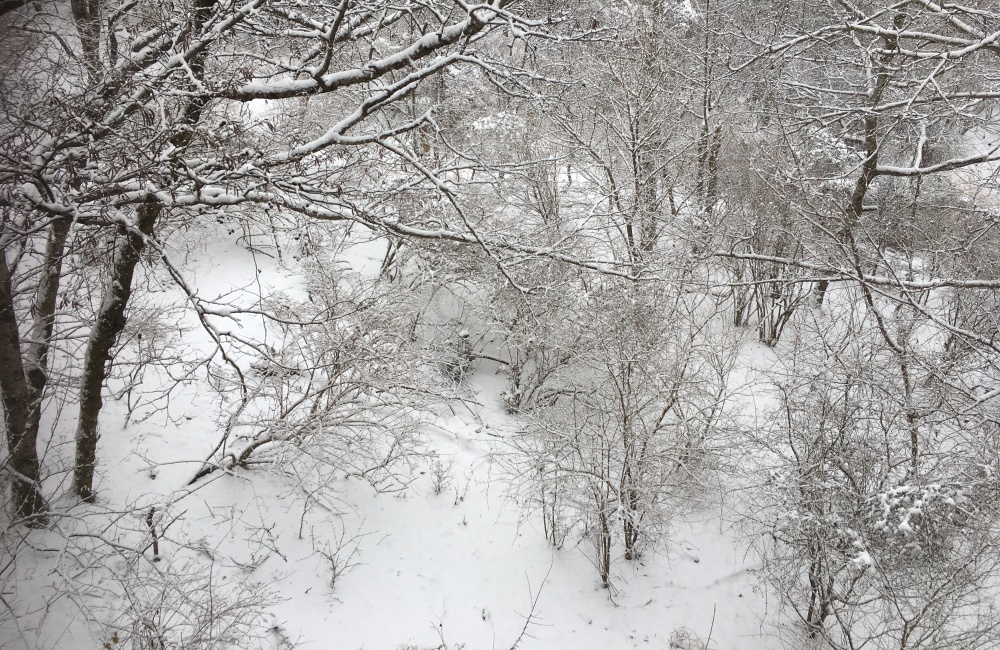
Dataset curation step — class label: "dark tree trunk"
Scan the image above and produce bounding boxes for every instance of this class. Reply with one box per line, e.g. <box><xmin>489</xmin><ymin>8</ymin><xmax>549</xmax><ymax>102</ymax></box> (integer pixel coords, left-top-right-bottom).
<box><xmin>24</xmin><ymin>219</ymin><xmax>72</xmax><ymax>447</ymax></box>
<box><xmin>71</xmin><ymin>0</ymin><xmax>212</xmax><ymax>502</ymax></box>
<box><xmin>69</xmin><ymin>0</ymin><xmax>102</xmax><ymax>79</ymax></box>
<box><xmin>813</xmin><ymin>279</ymin><xmax>830</xmax><ymax>306</ymax></box>
<box><xmin>621</xmin><ymin>459</ymin><xmax>641</xmax><ymax>560</ymax></box>
<box><xmin>73</xmin><ymin>203</ymin><xmax>159</xmax><ymax>501</ymax></box>
<box><xmin>0</xmin><ymin>246</ymin><xmax>47</xmax><ymax>523</ymax></box>
<box><xmin>598</xmin><ymin>506</ymin><xmax>612</xmax><ymax>587</ymax></box>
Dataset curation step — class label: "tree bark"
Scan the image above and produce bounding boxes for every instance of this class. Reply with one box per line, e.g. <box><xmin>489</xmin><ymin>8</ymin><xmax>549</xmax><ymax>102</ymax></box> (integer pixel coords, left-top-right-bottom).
<box><xmin>70</xmin><ymin>0</ymin><xmax>103</xmax><ymax>80</ymax></box>
<box><xmin>72</xmin><ymin>0</ymin><xmax>212</xmax><ymax>501</ymax></box>
<box><xmin>24</xmin><ymin>219</ymin><xmax>72</xmax><ymax>450</ymax></box>
<box><xmin>73</xmin><ymin>203</ymin><xmax>159</xmax><ymax>501</ymax></box>
<box><xmin>0</xmin><ymin>245</ymin><xmax>48</xmax><ymax>523</ymax></box>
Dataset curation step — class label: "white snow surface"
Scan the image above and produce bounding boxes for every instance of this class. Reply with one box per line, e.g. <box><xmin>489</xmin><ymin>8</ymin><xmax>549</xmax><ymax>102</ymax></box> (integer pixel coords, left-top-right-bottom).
<box><xmin>3</xmin><ymin>227</ymin><xmax>777</xmax><ymax>650</ymax></box>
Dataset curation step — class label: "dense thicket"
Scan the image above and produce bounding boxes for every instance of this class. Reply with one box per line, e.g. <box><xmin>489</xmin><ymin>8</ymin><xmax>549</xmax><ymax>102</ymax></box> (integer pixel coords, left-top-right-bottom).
<box><xmin>5</xmin><ymin>0</ymin><xmax>1000</xmax><ymax>647</ymax></box>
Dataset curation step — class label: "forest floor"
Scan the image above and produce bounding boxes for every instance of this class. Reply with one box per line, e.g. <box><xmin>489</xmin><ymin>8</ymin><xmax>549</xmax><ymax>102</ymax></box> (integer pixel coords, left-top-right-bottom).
<box><xmin>3</xmin><ymin>227</ymin><xmax>785</xmax><ymax>650</ymax></box>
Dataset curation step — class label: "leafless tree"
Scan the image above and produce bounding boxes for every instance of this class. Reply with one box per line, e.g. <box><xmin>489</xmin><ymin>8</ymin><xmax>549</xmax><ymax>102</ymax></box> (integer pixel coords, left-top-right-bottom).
<box><xmin>507</xmin><ymin>282</ymin><xmax>736</xmax><ymax>586</ymax></box>
<box><xmin>0</xmin><ymin>0</ymin><xmax>575</xmax><ymax>515</ymax></box>
<box><xmin>750</xmin><ymin>306</ymin><xmax>1000</xmax><ymax>648</ymax></box>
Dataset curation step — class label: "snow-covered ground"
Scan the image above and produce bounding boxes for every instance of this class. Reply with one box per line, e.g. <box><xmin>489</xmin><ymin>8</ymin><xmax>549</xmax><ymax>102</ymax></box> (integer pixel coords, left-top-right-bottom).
<box><xmin>2</xmin><ymin>224</ymin><xmax>782</xmax><ymax>650</ymax></box>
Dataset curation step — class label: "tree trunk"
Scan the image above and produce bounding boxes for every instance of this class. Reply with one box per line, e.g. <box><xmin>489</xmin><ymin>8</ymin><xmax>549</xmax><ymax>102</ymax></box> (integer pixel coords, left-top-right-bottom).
<box><xmin>805</xmin><ymin>547</ymin><xmax>830</xmax><ymax>638</ymax></box>
<box><xmin>621</xmin><ymin>459</ymin><xmax>640</xmax><ymax>560</ymax></box>
<box><xmin>24</xmin><ymin>219</ymin><xmax>72</xmax><ymax>448</ymax></box>
<box><xmin>73</xmin><ymin>203</ymin><xmax>159</xmax><ymax>501</ymax></box>
<box><xmin>813</xmin><ymin>279</ymin><xmax>830</xmax><ymax>306</ymax></box>
<box><xmin>69</xmin><ymin>0</ymin><xmax>102</xmax><ymax>80</ymax></box>
<box><xmin>72</xmin><ymin>0</ymin><xmax>211</xmax><ymax>501</ymax></box>
<box><xmin>598</xmin><ymin>507</ymin><xmax>611</xmax><ymax>587</ymax></box>
<box><xmin>0</xmin><ymin>246</ymin><xmax>47</xmax><ymax>523</ymax></box>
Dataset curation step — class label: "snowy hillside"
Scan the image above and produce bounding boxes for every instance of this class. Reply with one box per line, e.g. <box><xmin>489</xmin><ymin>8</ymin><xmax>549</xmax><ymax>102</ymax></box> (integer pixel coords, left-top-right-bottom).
<box><xmin>3</xmin><ymin>230</ymin><xmax>775</xmax><ymax>650</ymax></box>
